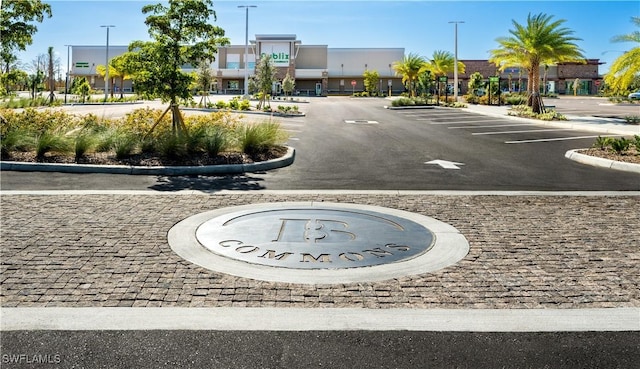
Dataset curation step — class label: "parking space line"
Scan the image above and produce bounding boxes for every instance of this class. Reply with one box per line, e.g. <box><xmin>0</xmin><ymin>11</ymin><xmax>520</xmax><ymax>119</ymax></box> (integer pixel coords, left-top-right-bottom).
<box><xmin>449</xmin><ymin>123</ymin><xmax>537</xmax><ymax>129</ymax></box>
<box><xmin>472</xmin><ymin>128</ymin><xmax>574</xmax><ymax>135</ymax></box>
<box><xmin>505</xmin><ymin>135</ymin><xmax>625</xmax><ymax>144</ymax></box>
<box><xmin>429</xmin><ymin>121</ymin><xmax>492</xmax><ymax>125</ymax></box>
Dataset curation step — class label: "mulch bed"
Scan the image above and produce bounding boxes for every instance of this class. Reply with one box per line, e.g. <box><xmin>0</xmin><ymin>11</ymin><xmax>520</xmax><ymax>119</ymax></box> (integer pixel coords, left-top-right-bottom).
<box><xmin>578</xmin><ymin>147</ymin><xmax>640</xmax><ymax>165</ymax></box>
<box><xmin>1</xmin><ymin>146</ymin><xmax>288</xmax><ymax>167</ymax></box>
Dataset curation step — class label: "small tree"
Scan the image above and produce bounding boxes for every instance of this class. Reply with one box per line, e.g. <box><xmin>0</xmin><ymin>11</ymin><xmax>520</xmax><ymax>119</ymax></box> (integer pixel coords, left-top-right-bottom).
<box><xmin>468</xmin><ymin>72</ymin><xmax>484</xmax><ymax>95</ymax></box>
<box><xmin>196</xmin><ymin>61</ymin><xmax>214</xmax><ymax>106</ymax></box>
<box><xmin>27</xmin><ymin>70</ymin><xmax>44</xmax><ymax>99</ymax></box>
<box><xmin>127</xmin><ymin>0</ymin><xmax>229</xmax><ymax>136</ymax></box>
<box><xmin>363</xmin><ymin>69</ymin><xmax>380</xmax><ymax>96</ymax></box>
<box><xmin>253</xmin><ymin>54</ymin><xmax>277</xmax><ymax>110</ymax></box>
<box><xmin>72</xmin><ymin>77</ymin><xmax>90</xmax><ymax>103</ymax></box>
<box><xmin>282</xmin><ymin>71</ymin><xmax>295</xmax><ymax>97</ymax></box>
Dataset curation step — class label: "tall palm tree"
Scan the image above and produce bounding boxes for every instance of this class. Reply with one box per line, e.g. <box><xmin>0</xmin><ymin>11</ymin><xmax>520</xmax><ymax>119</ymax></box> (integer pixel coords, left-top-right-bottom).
<box><xmin>392</xmin><ymin>52</ymin><xmax>426</xmax><ymax>97</ymax></box>
<box><xmin>489</xmin><ymin>13</ymin><xmax>584</xmax><ymax>112</ymax></box>
<box><xmin>96</xmin><ymin>64</ymin><xmax>117</xmax><ymax>98</ymax></box>
<box><xmin>424</xmin><ymin>50</ymin><xmax>465</xmax><ymax>97</ymax></box>
<box><xmin>604</xmin><ymin>16</ymin><xmax>640</xmax><ymax>94</ymax></box>
<box><xmin>47</xmin><ymin>46</ymin><xmax>55</xmax><ymax>103</ymax></box>
<box><xmin>110</xmin><ymin>54</ymin><xmax>135</xmax><ymax>99</ymax></box>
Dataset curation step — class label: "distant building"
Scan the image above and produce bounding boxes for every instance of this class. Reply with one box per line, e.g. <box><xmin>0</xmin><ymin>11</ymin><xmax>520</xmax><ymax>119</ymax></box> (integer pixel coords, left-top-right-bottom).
<box><xmin>69</xmin><ymin>34</ymin><xmax>602</xmax><ymax>96</ymax></box>
<box><xmin>451</xmin><ymin>59</ymin><xmax>603</xmax><ymax>96</ymax></box>
<box><xmin>69</xmin><ymin>34</ymin><xmax>404</xmax><ymax>96</ymax></box>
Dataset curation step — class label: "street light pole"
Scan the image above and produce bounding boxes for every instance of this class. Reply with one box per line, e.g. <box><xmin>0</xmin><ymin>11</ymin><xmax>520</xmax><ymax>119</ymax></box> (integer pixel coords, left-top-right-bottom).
<box><xmin>238</xmin><ymin>5</ymin><xmax>256</xmax><ymax>99</ymax></box>
<box><xmin>100</xmin><ymin>25</ymin><xmax>115</xmax><ymax>102</ymax></box>
<box><xmin>448</xmin><ymin>21</ymin><xmax>464</xmax><ymax>101</ymax></box>
<box><xmin>64</xmin><ymin>44</ymin><xmax>71</xmax><ymax>104</ymax></box>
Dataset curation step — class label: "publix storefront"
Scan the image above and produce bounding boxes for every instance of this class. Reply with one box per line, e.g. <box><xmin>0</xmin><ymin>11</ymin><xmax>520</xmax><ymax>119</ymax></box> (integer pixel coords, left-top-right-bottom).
<box><xmin>212</xmin><ymin>34</ymin><xmax>405</xmax><ymax>96</ymax></box>
<box><xmin>69</xmin><ymin>34</ymin><xmax>405</xmax><ymax>96</ymax></box>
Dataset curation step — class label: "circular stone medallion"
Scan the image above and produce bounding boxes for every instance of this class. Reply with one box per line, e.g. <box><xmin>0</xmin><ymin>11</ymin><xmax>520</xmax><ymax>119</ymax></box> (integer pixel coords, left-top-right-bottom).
<box><xmin>169</xmin><ymin>202</ymin><xmax>469</xmax><ymax>284</ymax></box>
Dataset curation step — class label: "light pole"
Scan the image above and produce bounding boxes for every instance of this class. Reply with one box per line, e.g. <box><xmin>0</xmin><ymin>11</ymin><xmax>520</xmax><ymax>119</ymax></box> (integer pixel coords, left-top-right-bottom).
<box><xmin>448</xmin><ymin>21</ymin><xmax>464</xmax><ymax>101</ymax></box>
<box><xmin>100</xmin><ymin>25</ymin><xmax>115</xmax><ymax>102</ymax></box>
<box><xmin>64</xmin><ymin>44</ymin><xmax>71</xmax><ymax>104</ymax></box>
<box><xmin>238</xmin><ymin>5</ymin><xmax>256</xmax><ymax>99</ymax></box>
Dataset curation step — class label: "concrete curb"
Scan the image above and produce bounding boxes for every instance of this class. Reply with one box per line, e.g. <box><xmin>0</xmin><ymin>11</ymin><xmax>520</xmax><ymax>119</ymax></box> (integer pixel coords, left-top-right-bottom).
<box><xmin>565</xmin><ymin>149</ymin><xmax>640</xmax><ymax>174</ymax></box>
<box><xmin>0</xmin><ymin>147</ymin><xmax>295</xmax><ymax>176</ymax></box>
<box><xmin>2</xmin><ymin>307</ymin><xmax>638</xmax><ymax>332</ymax></box>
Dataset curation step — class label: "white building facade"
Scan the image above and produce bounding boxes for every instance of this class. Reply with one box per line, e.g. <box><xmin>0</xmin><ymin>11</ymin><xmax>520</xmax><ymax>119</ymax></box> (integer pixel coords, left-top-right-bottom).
<box><xmin>69</xmin><ymin>34</ymin><xmax>405</xmax><ymax>96</ymax></box>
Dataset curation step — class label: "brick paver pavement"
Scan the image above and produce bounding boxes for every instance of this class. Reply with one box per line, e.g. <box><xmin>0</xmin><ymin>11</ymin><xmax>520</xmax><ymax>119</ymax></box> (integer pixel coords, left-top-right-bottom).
<box><xmin>1</xmin><ymin>193</ymin><xmax>638</xmax><ymax>309</ymax></box>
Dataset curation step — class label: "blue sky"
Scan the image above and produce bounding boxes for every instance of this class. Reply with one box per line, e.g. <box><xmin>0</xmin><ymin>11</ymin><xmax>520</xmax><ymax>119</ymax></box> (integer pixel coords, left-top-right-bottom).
<box><xmin>16</xmin><ymin>0</ymin><xmax>640</xmax><ymax>74</ymax></box>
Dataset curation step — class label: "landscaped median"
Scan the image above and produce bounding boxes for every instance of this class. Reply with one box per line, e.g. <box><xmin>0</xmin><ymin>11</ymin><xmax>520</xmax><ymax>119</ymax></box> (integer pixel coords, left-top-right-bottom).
<box><xmin>0</xmin><ymin>146</ymin><xmax>295</xmax><ymax>175</ymax></box>
<box><xmin>565</xmin><ymin>149</ymin><xmax>640</xmax><ymax>174</ymax></box>
<box><xmin>1</xmin><ymin>107</ymin><xmax>294</xmax><ymax>175</ymax></box>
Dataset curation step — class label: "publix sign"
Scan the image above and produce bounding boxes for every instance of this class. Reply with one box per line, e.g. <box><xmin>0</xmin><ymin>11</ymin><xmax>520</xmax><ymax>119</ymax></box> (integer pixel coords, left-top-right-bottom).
<box><xmin>260</xmin><ymin>43</ymin><xmax>290</xmax><ymax>66</ymax></box>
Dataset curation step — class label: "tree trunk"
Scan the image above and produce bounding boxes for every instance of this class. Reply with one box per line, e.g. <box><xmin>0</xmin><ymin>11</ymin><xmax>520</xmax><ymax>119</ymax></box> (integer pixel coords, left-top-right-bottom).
<box><xmin>528</xmin><ymin>63</ymin><xmax>544</xmax><ymax>114</ymax></box>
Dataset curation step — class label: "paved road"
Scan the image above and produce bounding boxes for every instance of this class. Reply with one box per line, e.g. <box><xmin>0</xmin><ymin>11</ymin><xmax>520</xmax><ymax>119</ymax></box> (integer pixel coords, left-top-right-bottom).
<box><xmin>2</xmin><ymin>97</ymin><xmax>638</xmax><ymax>191</ymax></box>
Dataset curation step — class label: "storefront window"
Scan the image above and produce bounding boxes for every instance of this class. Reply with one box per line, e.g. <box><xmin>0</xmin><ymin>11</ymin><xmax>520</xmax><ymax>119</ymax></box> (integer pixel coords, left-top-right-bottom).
<box><xmin>227</xmin><ymin>80</ymin><xmax>239</xmax><ymax>90</ymax></box>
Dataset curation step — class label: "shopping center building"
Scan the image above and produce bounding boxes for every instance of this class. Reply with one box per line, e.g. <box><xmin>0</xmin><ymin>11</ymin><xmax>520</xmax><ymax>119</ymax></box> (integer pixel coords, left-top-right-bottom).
<box><xmin>69</xmin><ymin>34</ymin><xmax>602</xmax><ymax>96</ymax></box>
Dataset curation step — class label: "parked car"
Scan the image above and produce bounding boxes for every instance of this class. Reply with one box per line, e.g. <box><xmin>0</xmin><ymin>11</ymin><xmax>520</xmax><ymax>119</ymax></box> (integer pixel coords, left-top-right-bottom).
<box><xmin>628</xmin><ymin>90</ymin><xmax>640</xmax><ymax>99</ymax></box>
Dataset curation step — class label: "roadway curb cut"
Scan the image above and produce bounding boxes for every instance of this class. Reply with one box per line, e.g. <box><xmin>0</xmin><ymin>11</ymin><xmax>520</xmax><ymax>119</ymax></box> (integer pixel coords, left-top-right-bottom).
<box><xmin>0</xmin><ymin>147</ymin><xmax>295</xmax><ymax>176</ymax></box>
<box><xmin>565</xmin><ymin>149</ymin><xmax>640</xmax><ymax>173</ymax></box>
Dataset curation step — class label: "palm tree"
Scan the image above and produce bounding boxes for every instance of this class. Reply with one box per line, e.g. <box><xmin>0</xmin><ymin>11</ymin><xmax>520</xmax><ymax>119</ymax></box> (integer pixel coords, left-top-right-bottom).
<box><xmin>604</xmin><ymin>16</ymin><xmax>640</xmax><ymax>94</ymax></box>
<box><xmin>110</xmin><ymin>54</ymin><xmax>135</xmax><ymax>99</ymax></box>
<box><xmin>489</xmin><ymin>13</ymin><xmax>584</xmax><ymax>113</ymax></box>
<box><xmin>47</xmin><ymin>46</ymin><xmax>55</xmax><ymax>103</ymax></box>
<box><xmin>424</xmin><ymin>50</ymin><xmax>465</xmax><ymax>98</ymax></box>
<box><xmin>96</xmin><ymin>64</ymin><xmax>117</xmax><ymax>98</ymax></box>
<box><xmin>392</xmin><ymin>53</ymin><xmax>426</xmax><ymax>97</ymax></box>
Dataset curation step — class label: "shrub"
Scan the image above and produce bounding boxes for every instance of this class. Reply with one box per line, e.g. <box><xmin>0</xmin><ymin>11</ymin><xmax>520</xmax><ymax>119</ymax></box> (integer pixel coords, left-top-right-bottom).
<box><xmin>1</xmin><ymin>128</ymin><xmax>34</xmax><ymax>156</ymax></box>
<box><xmin>109</xmin><ymin>131</ymin><xmax>138</xmax><ymax>159</ymax></box>
<box><xmin>238</xmin><ymin>99</ymin><xmax>251</xmax><ymax>111</ymax></box>
<box><xmin>391</xmin><ymin>97</ymin><xmax>430</xmax><ymax>107</ymax></box>
<box><xmin>508</xmin><ymin>105</ymin><xmax>566</xmax><ymax>121</ymax></box>
<box><xmin>237</xmin><ymin>121</ymin><xmax>287</xmax><ymax>156</ymax></box>
<box><xmin>634</xmin><ymin>135</ymin><xmax>640</xmax><ymax>151</ymax></box>
<box><xmin>464</xmin><ymin>94</ymin><xmax>479</xmax><ymax>104</ymax></box>
<box><xmin>228</xmin><ymin>97</ymin><xmax>240</xmax><ymax>110</ymax></box>
<box><xmin>610</xmin><ymin>137</ymin><xmax>631</xmax><ymax>154</ymax></box>
<box><xmin>624</xmin><ymin>115</ymin><xmax>640</xmax><ymax>124</ymax></box>
<box><xmin>504</xmin><ymin>94</ymin><xmax>527</xmax><ymax>105</ymax></box>
<box><xmin>74</xmin><ymin>133</ymin><xmax>98</xmax><ymax>161</ymax></box>
<box><xmin>34</xmin><ymin>131</ymin><xmax>71</xmax><ymax>159</ymax></box>
<box><xmin>593</xmin><ymin>136</ymin><xmax>613</xmax><ymax>150</ymax></box>
<box><xmin>201</xmin><ymin>127</ymin><xmax>229</xmax><ymax>157</ymax></box>
<box><xmin>215</xmin><ymin>100</ymin><xmax>227</xmax><ymax>109</ymax></box>
<box><xmin>157</xmin><ymin>133</ymin><xmax>188</xmax><ymax>160</ymax></box>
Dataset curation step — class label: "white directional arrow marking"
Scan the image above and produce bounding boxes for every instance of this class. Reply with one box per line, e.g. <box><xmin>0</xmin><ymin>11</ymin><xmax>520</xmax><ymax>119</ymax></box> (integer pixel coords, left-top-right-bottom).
<box><xmin>424</xmin><ymin>160</ymin><xmax>465</xmax><ymax>169</ymax></box>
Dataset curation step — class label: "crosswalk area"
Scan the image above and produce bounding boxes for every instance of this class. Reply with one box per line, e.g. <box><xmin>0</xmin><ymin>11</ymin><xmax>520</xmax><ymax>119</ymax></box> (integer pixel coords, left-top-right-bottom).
<box><xmin>396</xmin><ymin>107</ymin><xmax>624</xmax><ymax>145</ymax></box>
